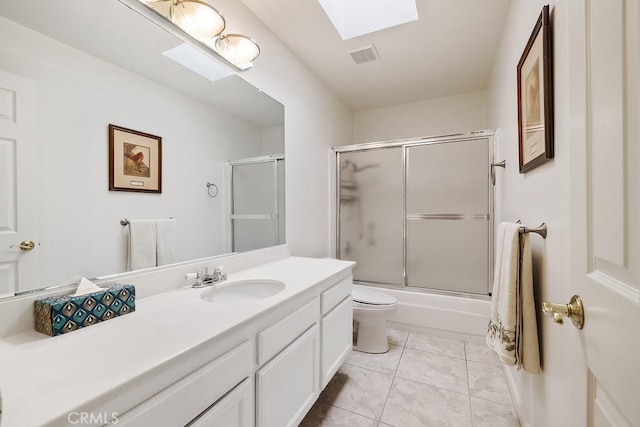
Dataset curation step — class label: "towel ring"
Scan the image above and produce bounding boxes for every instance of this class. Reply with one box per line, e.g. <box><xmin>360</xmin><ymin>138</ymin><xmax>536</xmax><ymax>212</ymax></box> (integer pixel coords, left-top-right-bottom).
<box><xmin>206</xmin><ymin>182</ymin><xmax>218</xmax><ymax>198</ymax></box>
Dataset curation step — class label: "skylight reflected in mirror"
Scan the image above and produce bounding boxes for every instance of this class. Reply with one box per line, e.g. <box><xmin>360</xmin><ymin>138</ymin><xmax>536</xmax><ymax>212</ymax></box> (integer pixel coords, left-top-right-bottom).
<box><xmin>317</xmin><ymin>0</ymin><xmax>418</xmax><ymax>40</ymax></box>
<box><xmin>163</xmin><ymin>43</ymin><xmax>233</xmax><ymax>82</ymax></box>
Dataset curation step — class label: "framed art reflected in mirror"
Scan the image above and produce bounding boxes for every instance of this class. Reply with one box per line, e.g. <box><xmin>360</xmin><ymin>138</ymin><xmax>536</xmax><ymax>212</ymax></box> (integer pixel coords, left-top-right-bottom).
<box><xmin>109</xmin><ymin>124</ymin><xmax>162</xmax><ymax>193</ymax></box>
<box><xmin>517</xmin><ymin>4</ymin><xmax>554</xmax><ymax>173</ymax></box>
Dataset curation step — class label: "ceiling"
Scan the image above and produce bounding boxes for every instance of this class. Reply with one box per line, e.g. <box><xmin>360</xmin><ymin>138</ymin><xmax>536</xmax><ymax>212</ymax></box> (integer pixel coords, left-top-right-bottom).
<box><xmin>2</xmin><ymin>0</ymin><xmax>512</xmax><ymax>116</ymax></box>
<box><xmin>240</xmin><ymin>0</ymin><xmax>512</xmax><ymax>111</ymax></box>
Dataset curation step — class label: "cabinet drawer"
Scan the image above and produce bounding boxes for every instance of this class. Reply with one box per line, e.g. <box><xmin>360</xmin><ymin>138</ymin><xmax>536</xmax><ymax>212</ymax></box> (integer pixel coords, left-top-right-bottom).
<box><xmin>117</xmin><ymin>341</ymin><xmax>251</xmax><ymax>427</ymax></box>
<box><xmin>321</xmin><ymin>276</ymin><xmax>352</xmax><ymax>315</ymax></box>
<box><xmin>256</xmin><ymin>324</ymin><xmax>320</xmax><ymax>427</ymax></box>
<box><xmin>187</xmin><ymin>378</ymin><xmax>253</xmax><ymax>427</ymax></box>
<box><xmin>258</xmin><ymin>297</ymin><xmax>319</xmax><ymax>365</ymax></box>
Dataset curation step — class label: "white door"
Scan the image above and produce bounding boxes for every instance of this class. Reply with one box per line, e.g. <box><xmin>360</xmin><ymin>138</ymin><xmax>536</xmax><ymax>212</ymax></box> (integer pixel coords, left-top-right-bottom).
<box><xmin>0</xmin><ymin>69</ymin><xmax>38</xmax><ymax>297</ymax></box>
<box><xmin>568</xmin><ymin>1</ymin><xmax>640</xmax><ymax>425</ymax></box>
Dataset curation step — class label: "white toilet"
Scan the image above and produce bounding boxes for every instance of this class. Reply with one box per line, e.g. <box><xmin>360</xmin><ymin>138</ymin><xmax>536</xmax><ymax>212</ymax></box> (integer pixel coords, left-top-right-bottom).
<box><xmin>352</xmin><ymin>285</ymin><xmax>398</xmax><ymax>353</ymax></box>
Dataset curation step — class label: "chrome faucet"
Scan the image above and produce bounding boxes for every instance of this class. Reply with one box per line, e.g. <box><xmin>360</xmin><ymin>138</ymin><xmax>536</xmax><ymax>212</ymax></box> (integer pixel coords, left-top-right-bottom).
<box><xmin>202</xmin><ymin>266</ymin><xmax>227</xmax><ymax>286</ymax></box>
<box><xmin>187</xmin><ymin>266</ymin><xmax>227</xmax><ymax>288</ymax></box>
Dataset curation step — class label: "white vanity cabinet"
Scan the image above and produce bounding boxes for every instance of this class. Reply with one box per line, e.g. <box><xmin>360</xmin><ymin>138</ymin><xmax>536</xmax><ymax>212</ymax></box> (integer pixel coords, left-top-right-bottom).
<box><xmin>116</xmin><ymin>276</ymin><xmax>352</xmax><ymax>427</ymax></box>
<box><xmin>255</xmin><ymin>276</ymin><xmax>353</xmax><ymax>426</ymax></box>
<box><xmin>114</xmin><ymin>342</ymin><xmax>252</xmax><ymax>427</ymax></box>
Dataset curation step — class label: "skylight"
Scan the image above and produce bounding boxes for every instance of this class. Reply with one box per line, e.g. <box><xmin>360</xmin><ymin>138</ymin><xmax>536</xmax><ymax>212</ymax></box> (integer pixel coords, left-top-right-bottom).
<box><xmin>317</xmin><ymin>0</ymin><xmax>418</xmax><ymax>40</ymax></box>
<box><xmin>162</xmin><ymin>43</ymin><xmax>233</xmax><ymax>82</ymax></box>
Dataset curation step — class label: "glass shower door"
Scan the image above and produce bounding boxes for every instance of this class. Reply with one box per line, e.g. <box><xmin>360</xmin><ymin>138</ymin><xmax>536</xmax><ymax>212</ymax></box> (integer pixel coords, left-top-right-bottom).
<box><xmin>337</xmin><ymin>148</ymin><xmax>404</xmax><ymax>286</ymax></box>
<box><xmin>230</xmin><ymin>157</ymin><xmax>285</xmax><ymax>252</ymax></box>
<box><xmin>405</xmin><ymin>139</ymin><xmax>491</xmax><ymax>294</ymax></box>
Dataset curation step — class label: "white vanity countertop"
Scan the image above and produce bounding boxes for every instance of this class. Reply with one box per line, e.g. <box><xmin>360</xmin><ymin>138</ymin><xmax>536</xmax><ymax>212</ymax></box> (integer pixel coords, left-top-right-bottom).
<box><xmin>0</xmin><ymin>256</ymin><xmax>354</xmax><ymax>427</ymax></box>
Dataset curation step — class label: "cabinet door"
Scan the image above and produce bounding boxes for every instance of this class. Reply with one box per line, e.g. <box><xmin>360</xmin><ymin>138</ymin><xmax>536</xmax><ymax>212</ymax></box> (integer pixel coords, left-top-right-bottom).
<box><xmin>256</xmin><ymin>324</ymin><xmax>319</xmax><ymax>427</ymax></box>
<box><xmin>321</xmin><ymin>296</ymin><xmax>352</xmax><ymax>389</ymax></box>
<box><xmin>188</xmin><ymin>379</ymin><xmax>253</xmax><ymax>427</ymax></box>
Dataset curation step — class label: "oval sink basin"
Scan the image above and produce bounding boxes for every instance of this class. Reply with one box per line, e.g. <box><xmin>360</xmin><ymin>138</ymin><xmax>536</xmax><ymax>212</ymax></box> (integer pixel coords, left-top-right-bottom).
<box><xmin>200</xmin><ymin>280</ymin><xmax>286</xmax><ymax>303</ymax></box>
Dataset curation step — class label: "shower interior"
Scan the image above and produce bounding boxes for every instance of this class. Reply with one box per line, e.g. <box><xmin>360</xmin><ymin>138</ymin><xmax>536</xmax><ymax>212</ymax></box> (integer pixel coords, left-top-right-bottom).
<box><xmin>335</xmin><ymin>132</ymin><xmax>494</xmax><ymax>297</ymax></box>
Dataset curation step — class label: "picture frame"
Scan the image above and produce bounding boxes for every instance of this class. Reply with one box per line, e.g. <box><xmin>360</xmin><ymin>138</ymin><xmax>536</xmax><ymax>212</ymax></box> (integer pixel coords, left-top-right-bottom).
<box><xmin>109</xmin><ymin>124</ymin><xmax>162</xmax><ymax>193</ymax></box>
<box><xmin>517</xmin><ymin>5</ymin><xmax>553</xmax><ymax>173</ymax></box>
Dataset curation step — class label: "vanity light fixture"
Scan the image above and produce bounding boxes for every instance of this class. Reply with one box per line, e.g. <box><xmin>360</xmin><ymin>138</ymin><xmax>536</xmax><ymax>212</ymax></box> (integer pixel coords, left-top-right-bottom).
<box><xmin>210</xmin><ymin>34</ymin><xmax>260</xmax><ymax>70</ymax></box>
<box><xmin>121</xmin><ymin>0</ymin><xmax>260</xmax><ymax>70</ymax></box>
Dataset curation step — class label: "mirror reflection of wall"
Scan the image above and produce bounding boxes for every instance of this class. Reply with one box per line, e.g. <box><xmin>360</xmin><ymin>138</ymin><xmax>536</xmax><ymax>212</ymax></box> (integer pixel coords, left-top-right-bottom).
<box><xmin>0</xmin><ymin>5</ymin><xmax>284</xmax><ymax>298</ymax></box>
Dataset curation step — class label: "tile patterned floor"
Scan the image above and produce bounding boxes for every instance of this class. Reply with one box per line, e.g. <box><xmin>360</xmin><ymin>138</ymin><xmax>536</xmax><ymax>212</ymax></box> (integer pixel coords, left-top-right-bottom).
<box><xmin>300</xmin><ymin>329</ymin><xmax>520</xmax><ymax>427</ymax></box>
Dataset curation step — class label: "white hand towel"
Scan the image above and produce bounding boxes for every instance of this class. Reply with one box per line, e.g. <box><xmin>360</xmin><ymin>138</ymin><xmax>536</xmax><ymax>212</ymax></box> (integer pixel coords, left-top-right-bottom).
<box><xmin>486</xmin><ymin>222</ymin><xmax>540</xmax><ymax>374</ymax></box>
<box><xmin>156</xmin><ymin>218</ymin><xmax>176</xmax><ymax>266</ymax></box>
<box><xmin>127</xmin><ymin>219</ymin><xmax>156</xmax><ymax>271</ymax></box>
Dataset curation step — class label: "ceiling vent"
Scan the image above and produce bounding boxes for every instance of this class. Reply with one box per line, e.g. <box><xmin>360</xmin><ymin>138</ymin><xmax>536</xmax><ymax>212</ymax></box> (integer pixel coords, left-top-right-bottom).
<box><xmin>348</xmin><ymin>44</ymin><xmax>380</xmax><ymax>64</ymax></box>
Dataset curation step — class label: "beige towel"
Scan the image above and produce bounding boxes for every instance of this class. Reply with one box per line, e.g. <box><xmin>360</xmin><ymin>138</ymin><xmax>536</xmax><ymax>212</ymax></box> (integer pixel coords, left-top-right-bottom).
<box><xmin>156</xmin><ymin>218</ymin><xmax>176</xmax><ymax>266</ymax></box>
<box><xmin>127</xmin><ymin>219</ymin><xmax>156</xmax><ymax>271</ymax></box>
<box><xmin>486</xmin><ymin>222</ymin><xmax>540</xmax><ymax>374</ymax></box>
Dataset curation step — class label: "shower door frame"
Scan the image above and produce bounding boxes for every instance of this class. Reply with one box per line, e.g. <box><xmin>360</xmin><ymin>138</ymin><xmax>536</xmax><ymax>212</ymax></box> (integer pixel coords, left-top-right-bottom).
<box><xmin>225</xmin><ymin>154</ymin><xmax>285</xmax><ymax>253</ymax></box>
<box><xmin>334</xmin><ymin>130</ymin><xmax>495</xmax><ymax>299</ymax></box>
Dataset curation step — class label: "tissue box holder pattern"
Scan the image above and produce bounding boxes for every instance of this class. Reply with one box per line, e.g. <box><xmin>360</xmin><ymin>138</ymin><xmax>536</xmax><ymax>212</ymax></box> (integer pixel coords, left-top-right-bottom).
<box><xmin>34</xmin><ymin>284</ymin><xmax>135</xmax><ymax>336</ymax></box>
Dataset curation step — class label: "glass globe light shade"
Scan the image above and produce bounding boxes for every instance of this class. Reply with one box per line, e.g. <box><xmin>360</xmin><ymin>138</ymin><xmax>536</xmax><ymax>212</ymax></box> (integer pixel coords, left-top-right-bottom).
<box><xmin>172</xmin><ymin>0</ymin><xmax>225</xmax><ymax>41</ymax></box>
<box><xmin>215</xmin><ymin>34</ymin><xmax>260</xmax><ymax>70</ymax></box>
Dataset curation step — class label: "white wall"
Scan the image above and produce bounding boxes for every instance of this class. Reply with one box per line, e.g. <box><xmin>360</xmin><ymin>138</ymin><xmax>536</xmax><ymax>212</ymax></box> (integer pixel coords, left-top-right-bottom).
<box><xmin>261</xmin><ymin>126</ymin><xmax>285</xmax><ymax>155</ymax></box>
<box><xmin>0</xmin><ymin>17</ymin><xmax>266</xmax><ymax>287</ymax></box>
<box><xmin>486</xmin><ymin>2</ymin><xmax>571</xmax><ymax>426</ymax></box>
<box><xmin>353</xmin><ymin>90</ymin><xmax>487</xmax><ymax>143</ymax></box>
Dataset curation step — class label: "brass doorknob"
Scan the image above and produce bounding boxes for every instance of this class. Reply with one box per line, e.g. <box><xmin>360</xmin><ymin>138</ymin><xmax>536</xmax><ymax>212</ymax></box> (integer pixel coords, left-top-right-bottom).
<box><xmin>542</xmin><ymin>295</ymin><xmax>584</xmax><ymax>329</ymax></box>
<box><xmin>10</xmin><ymin>240</ymin><xmax>35</xmax><ymax>251</ymax></box>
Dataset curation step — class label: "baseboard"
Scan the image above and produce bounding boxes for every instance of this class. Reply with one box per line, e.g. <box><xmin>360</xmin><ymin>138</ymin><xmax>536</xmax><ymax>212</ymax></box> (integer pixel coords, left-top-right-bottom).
<box><xmin>502</xmin><ymin>365</ymin><xmax>528</xmax><ymax>427</ymax></box>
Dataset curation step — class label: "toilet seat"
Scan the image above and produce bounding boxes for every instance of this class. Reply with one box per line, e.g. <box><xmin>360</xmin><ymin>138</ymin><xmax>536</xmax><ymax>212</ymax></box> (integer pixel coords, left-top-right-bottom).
<box><xmin>352</xmin><ymin>286</ymin><xmax>397</xmax><ymax>306</ymax></box>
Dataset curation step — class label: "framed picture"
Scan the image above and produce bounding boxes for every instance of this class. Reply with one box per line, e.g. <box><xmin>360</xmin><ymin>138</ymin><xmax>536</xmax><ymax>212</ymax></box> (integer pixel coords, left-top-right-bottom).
<box><xmin>517</xmin><ymin>5</ymin><xmax>553</xmax><ymax>173</ymax></box>
<box><xmin>109</xmin><ymin>124</ymin><xmax>162</xmax><ymax>193</ymax></box>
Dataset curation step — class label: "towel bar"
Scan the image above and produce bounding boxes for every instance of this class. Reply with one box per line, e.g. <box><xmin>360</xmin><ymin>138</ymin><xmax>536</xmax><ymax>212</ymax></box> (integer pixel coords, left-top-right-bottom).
<box><xmin>120</xmin><ymin>218</ymin><xmax>173</xmax><ymax>226</ymax></box>
<box><xmin>518</xmin><ymin>222</ymin><xmax>547</xmax><ymax>239</ymax></box>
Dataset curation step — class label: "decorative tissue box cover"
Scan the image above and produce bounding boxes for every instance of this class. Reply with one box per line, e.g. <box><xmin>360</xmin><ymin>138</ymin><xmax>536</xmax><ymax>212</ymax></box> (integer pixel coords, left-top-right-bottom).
<box><xmin>34</xmin><ymin>284</ymin><xmax>135</xmax><ymax>336</ymax></box>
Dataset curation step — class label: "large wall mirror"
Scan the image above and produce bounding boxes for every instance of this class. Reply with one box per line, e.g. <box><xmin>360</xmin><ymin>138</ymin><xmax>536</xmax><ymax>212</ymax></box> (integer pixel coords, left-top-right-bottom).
<box><xmin>0</xmin><ymin>0</ymin><xmax>285</xmax><ymax>298</ymax></box>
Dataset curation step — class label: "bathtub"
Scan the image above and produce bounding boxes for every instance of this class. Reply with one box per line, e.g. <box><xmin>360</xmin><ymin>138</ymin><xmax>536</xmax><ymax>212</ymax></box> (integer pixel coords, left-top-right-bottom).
<box><xmin>357</xmin><ymin>285</ymin><xmax>491</xmax><ymax>342</ymax></box>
